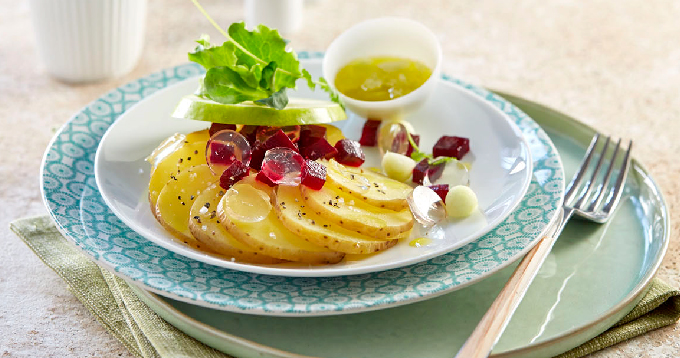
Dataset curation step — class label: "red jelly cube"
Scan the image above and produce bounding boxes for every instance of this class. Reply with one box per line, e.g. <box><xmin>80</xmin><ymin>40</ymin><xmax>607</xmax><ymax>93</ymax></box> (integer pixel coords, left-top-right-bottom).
<box><xmin>208</xmin><ymin>123</ymin><xmax>237</xmax><ymax>137</ymax></box>
<box><xmin>427</xmin><ymin>162</ymin><xmax>445</xmax><ymax>183</ymax></box>
<box><xmin>219</xmin><ymin>161</ymin><xmax>249</xmax><ymax>190</ymax></box>
<box><xmin>428</xmin><ymin>184</ymin><xmax>450</xmax><ymax>203</ymax></box>
<box><xmin>249</xmin><ymin>140</ymin><xmax>266</xmax><ymax>170</ymax></box>
<box><xmin>359</xmin><ymin>119</ymin><xmax>381</xmax><ymax>146</ymax></box>
<box><xmin>301</xmin><ymin>160</ymin><xmax>327</xmax><ymax>190</ymax></box>
<box><xmin>260</xmin><ymin>148</ymin><xmax>304</xmax><ymax>185</ymax></box>
<box><xmin>406</xmin><ymin>134</ymin><xmax>420</xmax><ymax>157</ymax></box>
<box><xmin>334</xmin><ymin>139</ymin><xmax>365</xmax><ymax>167</ymax></box>
<box><xmin>299</xmin><ymin>125</ymin><xmax>327</xmax><ymax>148</ymax></box>
<box><xmin>207</xmin><ymin>141</ymin><xmax>237</xmax><ymax>166</ymax></box>
<box><xmin>432</xmin><ymin>136</ymin><xmax>470</xmax><ymax>159</ymax></box>
<box><xmin>263</xmin><ymin>129</ymin><xmax>298</xmax><ymax>152</ymax></box>
<box><xmin>300</xmin><ymin>137</ymin><xmax>338</xmax><ymax>161</ymax></box>
<box><xmin>256</xmin><ymin>170</ymin><xmax>276</xmax><ymax>187</ymax></box>
<box><xmin>412</xmin><ymin>159</ymin><xmax>430</xmax><ymax>185</ymax></box>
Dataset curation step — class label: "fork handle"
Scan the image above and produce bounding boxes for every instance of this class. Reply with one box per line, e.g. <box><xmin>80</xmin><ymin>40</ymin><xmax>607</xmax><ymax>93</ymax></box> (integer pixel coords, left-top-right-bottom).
<box><xmin>454</xmin><ymin>234</ymin><xmax>559</xmax><ymax>358</ymax></box>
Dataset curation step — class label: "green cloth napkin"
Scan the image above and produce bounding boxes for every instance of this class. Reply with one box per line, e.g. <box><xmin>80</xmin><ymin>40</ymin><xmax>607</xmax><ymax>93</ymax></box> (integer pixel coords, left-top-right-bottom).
<box><xmin>10</xmin><ymin>216</ymin><xmax>680</xmax><ymax>358</ymax></box>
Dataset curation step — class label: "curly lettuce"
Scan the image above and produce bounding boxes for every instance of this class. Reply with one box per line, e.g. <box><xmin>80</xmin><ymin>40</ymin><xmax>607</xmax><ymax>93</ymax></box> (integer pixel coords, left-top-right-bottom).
<box><xmin>188</xmin><ymin>0</ymin><xmax>342</xmax><ymax>110</ymax></box>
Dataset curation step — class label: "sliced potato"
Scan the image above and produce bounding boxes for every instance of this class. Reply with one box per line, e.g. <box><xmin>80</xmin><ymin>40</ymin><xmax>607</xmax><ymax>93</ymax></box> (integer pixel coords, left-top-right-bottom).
<box><xmin>318</xmin><ymin>124</ymin><xmax>344</xmax><ymax>145</ymax></box>
<box><xmin>189</xmin><ymin>184</ymin><xmax>282</xmax><ymax>264</ymax></box>
<box><xmin>218</xmin><ymin>184</ymin><xmax>344</xmax><ymax>264</ymax></box>
<box><xmin>324</xmin><ymin>159</ymin><xmax>413</xmax><ymax>211</ymax></box>
<box><xmin>155</xmin><ymin>164</ymin><xmax>217</xmax><ymax>248</ymax></box>
<box><xmin>148</xmin><ymin>130</ymin><xmax>210</xmax><ymax>210</ymax></box>
<box><xmin>275</xmin><ymin>186</ymin><xmax>399</xmax><ymax>254</ymax></box>
<box><xmin>300</xmin><ymin>185</ymin><xmax>413</xmax><ymax>239</ymax></box>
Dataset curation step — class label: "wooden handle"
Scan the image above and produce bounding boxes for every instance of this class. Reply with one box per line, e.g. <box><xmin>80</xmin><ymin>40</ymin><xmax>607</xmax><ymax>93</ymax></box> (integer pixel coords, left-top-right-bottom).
<box><xmin>455</xmin><ymin>234</ymin><xmax>558</xmax><ymax>358</ymax></box>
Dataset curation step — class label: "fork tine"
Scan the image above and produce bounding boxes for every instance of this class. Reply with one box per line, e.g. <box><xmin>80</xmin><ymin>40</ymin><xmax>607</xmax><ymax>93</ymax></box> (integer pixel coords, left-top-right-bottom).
<box><xmin>587</xmin><ymin>138</ymin><xmax>621</xmax><ymax>211</ymax></box>
<box><xmin>574</xmin><ymin>136</ymin><xmax>610</xmax><ymax>209</ymax></box>
<box><xmin>565</xmin><ymin>134</ymin><xmax>600</xmax><ymax>203</ymax></box>
<box><xmin>603</xmin><ymin>140</ymin><xmax>633</xmax><ymax>214</ymax></box>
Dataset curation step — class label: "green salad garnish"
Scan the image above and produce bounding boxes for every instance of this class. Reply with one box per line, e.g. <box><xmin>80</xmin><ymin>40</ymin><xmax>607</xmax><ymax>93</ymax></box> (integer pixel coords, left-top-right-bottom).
<box><xmin>189</xmin><ymin>0</ymin><xmax>341</xmax><ymax>110</ymax></box>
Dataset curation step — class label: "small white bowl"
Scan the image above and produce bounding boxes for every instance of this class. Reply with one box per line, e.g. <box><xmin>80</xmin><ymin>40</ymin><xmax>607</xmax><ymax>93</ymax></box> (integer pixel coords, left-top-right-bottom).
<box><xmin>322</xmin><ymin>17</ymin><xmax>442</xmax><ymax>119</ymax></box>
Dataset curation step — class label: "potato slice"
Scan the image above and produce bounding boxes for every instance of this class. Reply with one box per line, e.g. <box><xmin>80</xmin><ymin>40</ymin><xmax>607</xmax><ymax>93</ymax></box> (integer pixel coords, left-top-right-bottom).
<box><xmin>275</xmin><ymin>186</ymin><xmax>399</xmax><ymax>254</ymax></box>
<box><xmin>189</xmin><ymin>184</ymin><xmax>282</xmax><ymax>264</ymax></box>
<box><xmin>300</xmin><ymin>185</ymin><xmax>413</xmax><ymax>239</ymax></box>
<box><xmin>324</xmin><ymin>159</ymin><xmax>413</xmax><ymax>211</ymax></box>
<box><xmin>155</xmin><ymin>164</ymin><xmax>217</xmax><ymax>248</ymax></box>
<box><xmin>148</xmin><ymin>130</ymin><xmax>210</xmax><ymax>210</ymax></box>
<box><xmin>218</xmin><ymin>184</ymin><xmax>344</xmax><ymax>264</ymax></box>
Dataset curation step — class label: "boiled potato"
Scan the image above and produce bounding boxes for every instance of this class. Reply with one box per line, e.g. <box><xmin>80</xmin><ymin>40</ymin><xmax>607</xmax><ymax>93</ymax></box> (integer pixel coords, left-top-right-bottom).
<box><xmin>324</xmin><ymin>159</ymin><xmax>413</xmax><ymax>211</ymax></box>
<box><xmin>275</xmin><ymin>186</ymin><xmax>400</xmax><ymax>254</ymax></box>
<box><xmin>189</xmin><ymin>184</ymin><xmax>283</xmax><ymax>264</ymax></box>
<box><xmin>155</xmin><ymin>164</ymin><xmax>217</xmax><ymax>248</ymax></box>
<box><xmin>218</xmin><ymin>184</ymin><xmax>344</xmax><ymax>264</ymax></box>
<box><xmin>148</xmin><ymin>130</ymin><xmax>210</xmax><ymax>210</ymax></box>
<box><xmin>300</xmin><ymin>185</ymin><xmax>413</xmax><ymax>239</ymax></box>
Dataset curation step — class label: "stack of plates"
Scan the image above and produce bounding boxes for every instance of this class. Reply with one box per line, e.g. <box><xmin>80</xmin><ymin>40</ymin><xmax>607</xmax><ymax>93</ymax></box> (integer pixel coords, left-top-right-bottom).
<box><xmin>41</xmin><ymin>53</ymin><xmax>669</xmax><ymax>358</ymax></box>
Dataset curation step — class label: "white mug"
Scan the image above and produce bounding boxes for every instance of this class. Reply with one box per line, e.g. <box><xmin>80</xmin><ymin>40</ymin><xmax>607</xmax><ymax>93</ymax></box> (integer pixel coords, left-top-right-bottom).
<box><xmin>30</xmin><ymin>0</ymin><xmax>147</xmax><ymax>83</ymax></box>
<box><xmin>245</xmin><ymin>0</ymin><xmax>303</xmax><ymax>35</ymax></box>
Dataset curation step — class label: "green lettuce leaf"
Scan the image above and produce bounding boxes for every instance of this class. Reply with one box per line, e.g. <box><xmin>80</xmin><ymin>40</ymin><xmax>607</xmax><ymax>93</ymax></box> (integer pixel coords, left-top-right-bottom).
<box><xmin>187</xmin><ymin>1</ymin><xmax>342</xmax><ymax>110</ymax></box>
<box><xmin>204</xmin><ymin>66</ymin><xmax>269</xmax><ymax>104</ymax></box>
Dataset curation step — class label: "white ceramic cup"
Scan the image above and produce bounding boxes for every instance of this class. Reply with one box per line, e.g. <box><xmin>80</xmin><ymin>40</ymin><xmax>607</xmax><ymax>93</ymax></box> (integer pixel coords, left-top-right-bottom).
<box><xmin>30</xmin><ymin>0</ymin><xmax>147</xmax><ymax>83</ymax></box>
<box><xmin>323</xmin><ymin>17</ymin><xmax>442</xmax><ymax>119</ymax></box>
<box><xmin>245</xmin><ymin>0</ymin><xmax>303</xmax><ymax>35</ymax></box>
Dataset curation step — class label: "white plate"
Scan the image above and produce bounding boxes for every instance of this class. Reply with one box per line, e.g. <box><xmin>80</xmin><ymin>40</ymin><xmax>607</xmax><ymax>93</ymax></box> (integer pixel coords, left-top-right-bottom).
<box><xmin>94</xmin><ymin>60</ymin><xmax>532</xmax><ymax>277</ymax></box>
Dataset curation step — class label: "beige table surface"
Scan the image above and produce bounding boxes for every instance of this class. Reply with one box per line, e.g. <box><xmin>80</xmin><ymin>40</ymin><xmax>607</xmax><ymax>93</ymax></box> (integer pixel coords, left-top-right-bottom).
<box><xmin>2</xmin><ymin>0</ymin><xmax>679</xmax><ymax>357</ymax></box>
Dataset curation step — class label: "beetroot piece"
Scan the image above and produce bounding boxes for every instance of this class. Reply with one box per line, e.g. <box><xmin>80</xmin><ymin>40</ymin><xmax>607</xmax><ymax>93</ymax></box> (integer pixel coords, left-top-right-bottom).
<box><xmin>359</xmin><ymin>119</ymin><xmax>381</xmax><ymax>146</ymax></box>
<box><xmin>283</xmin><ymin>125</ymin><xmax>302</xmax><ymax>143</ymax></box>
<box><xmin>256</xmin><ymin>170</ymin><xmax>276</xmax><ymax>187</ymax></box>
<box><xmin>334</xmin><ymin>139</ymin><xmax>365</xmax><ymax>167</ymax></box>
<box><xmin>301</xmin><ymin>160</ymin><xmax>327</xmax><ymax>190</ymax></box>
<box><xmin>263</xmin><ymin>129</ymin><xmax>298</xmax><ymax>152</ymax></box>
<box><xmin>428</xmin><ymin>184</ymin><xmax>450</xmax><ymax>203</ymax></box>
<box><xmin>219</xmin><ymin>161</ymin><xmax>249</xmax><ymax>190</ymax></box>
<box><xmin>256</xmin><ymin>125</ymin><xmax>301</xmax><ymax>144</ymax></box>
<box><xmin>249</xmin><ymin>129</ymin><xmax>300</xmax><ymax>170</ymax></box>
<box><xmin>412</xmin><ymin>160</ymin><xmax>444</xmax><ymax>185</ymax></box>
<box><xmin>208</xmin><ymin>123</ymin><xmax>237</xmax><ymax>137</ymax></box>
<box><xmin>299</xmin><ymin>125</ymin><xmax>327</xmax><ymax>148</ymax></box>
<box><xmin>412</xmin><ymin>159</ymin><xmax>430</xmax><ymax>185</ymax></box>
<box><xmin>432</xmin><ymin>136</ymin><xmax>470</xmax><ymax>160</ymax></box>
<box><xmin>406</xmin><ymin>134</ymin><xmax>420</xmax><ymax>157</ymax></box>
<box><xmin>300</xmin><ymin>137</ymin><xmax>338</xmax><ymax>161</ymax></box>
<box><xmin>239</xmin><ymin>125</ymin><xmax>260</xmax><ymax>146</ymax></box>
<box><xmin>249</xmin><ymin>140</ymin><xmax>266</xmax><ymax>171</ymax></box>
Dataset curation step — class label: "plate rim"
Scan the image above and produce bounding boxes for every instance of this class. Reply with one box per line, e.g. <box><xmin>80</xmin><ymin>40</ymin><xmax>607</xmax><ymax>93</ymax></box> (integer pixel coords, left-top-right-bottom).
<box><xmin>39</xmin><ymin>56</ymin><xmax>565</xmax><ymax>316</ymax></box>
<box><xmin>92</xmin><ymin>71</ymin><xmax>535</xmax><ymax>278</ymax></box>
<box><xmin>490</xmin><ymin>92</ymin><xmax>671</xmax><ymax>357</ymax></box>
<box><xmin>128</xmin><ymin>96</ymin><xmax>670</xmax><ymax>358</ymax></box>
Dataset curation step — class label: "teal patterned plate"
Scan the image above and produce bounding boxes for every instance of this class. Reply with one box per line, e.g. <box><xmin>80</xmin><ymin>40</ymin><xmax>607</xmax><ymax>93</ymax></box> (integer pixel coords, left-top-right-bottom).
<box><xmin>130</xmin><ymin>114</ymin><xmax>669</xmax><ymax>357</ymax></box>
<box><xmin>40</xmin><ymin>53</ymin><xmax>564</xmax><ymax>315</ymax></box>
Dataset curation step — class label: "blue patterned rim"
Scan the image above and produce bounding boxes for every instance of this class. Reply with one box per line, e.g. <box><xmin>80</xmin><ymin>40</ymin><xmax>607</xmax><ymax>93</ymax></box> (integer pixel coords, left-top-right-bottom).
<box><xmin>40</xmin><ymin>52</ymin><xmax>564</xmax><ymax>316</ymax></box>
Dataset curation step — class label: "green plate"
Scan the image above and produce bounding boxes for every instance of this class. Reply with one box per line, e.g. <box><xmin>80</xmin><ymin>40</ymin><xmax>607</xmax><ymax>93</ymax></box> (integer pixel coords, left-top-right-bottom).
<box><xmin>131</xmin><ymin>93</ymin><xmax>668</xmax><ymax>358</ymax></box>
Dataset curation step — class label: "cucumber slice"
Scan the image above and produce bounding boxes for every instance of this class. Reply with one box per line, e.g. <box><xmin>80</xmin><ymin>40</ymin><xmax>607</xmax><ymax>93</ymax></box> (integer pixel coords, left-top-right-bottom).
<box><xmin>173</xmin><ymin>95</ymin><xmax>346</xmax><ymax>125</ymax></box>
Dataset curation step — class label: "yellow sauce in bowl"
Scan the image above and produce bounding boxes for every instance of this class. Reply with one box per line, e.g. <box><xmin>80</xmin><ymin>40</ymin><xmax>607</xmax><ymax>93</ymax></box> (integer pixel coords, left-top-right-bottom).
<box><xmin>334</xmin><ymin>56</ymin><xmax>432</xmax><ymax>101</ymax></box>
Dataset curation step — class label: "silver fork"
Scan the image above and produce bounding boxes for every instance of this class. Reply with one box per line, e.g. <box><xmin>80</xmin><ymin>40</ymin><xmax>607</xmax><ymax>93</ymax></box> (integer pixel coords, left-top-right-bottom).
<box><xmin>455</xmin><ymin>134</ymin><xmax>633</xmax><ymax>358</ymax></box>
